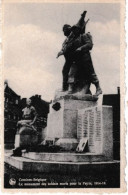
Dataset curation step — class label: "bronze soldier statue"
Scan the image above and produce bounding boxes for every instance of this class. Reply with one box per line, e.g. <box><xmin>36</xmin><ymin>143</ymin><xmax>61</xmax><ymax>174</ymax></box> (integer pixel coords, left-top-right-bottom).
<box><xmin>57</xmin><ymin>24</ymin><xmax>72</xmax><ymax>91</ymax></box>
<box><xmin>68</xmin><ymin>25</ymin><xmax>102</xmax><ymax>96</ymax></box>
<box><xmin>57</xmin><ymin>11</ymin><xmax>88</xmax><ymax>92</ymax></box>
<box><xmin>57</xmin><ymin>11</ymin><xmax>102</xmax><ymax>96</ymax></box>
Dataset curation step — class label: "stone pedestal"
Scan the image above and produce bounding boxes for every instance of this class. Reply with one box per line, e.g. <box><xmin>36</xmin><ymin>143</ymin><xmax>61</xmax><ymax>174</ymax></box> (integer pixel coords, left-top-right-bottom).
<box><xmin>45</xmin><ymin>93</ymin><xmax>113</xmax><ymax>160</ymax></box>
<box><xmin>15</xmin><ymin>126</ymin><xmax>38</xmax><ymax>148</ymax></box>
<box><xmin>46</xmin><ymin>97</ymin><xmax>97</xmax><ymax>150</ymax></box>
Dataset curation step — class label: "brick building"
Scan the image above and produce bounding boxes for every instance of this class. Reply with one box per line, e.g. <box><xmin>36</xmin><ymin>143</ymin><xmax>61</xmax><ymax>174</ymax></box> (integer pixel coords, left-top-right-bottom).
<box><xmin>4</xmin><ymin>81</ymin><xmax>21</xmax><ymax>149</ymax></box>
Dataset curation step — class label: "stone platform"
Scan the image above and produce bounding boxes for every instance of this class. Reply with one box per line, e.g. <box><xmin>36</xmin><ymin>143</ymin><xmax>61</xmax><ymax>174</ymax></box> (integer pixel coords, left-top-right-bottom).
<box><xmin>22</xmin><ymin>152</ymin><xmax>106</xmax><ymax>162</ymax></box>
<box><xmin>5</xmin><ymin>153</ymin><xmax>119</xmax><ymax>174</ymax></box>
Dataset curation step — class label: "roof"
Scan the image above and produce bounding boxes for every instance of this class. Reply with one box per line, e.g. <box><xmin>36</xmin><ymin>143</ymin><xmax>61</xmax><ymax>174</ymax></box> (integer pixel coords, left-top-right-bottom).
<box><xmin>4</xmin><ymin>84</ymin><xmax>20</xmax><ymax>98</ymax></box>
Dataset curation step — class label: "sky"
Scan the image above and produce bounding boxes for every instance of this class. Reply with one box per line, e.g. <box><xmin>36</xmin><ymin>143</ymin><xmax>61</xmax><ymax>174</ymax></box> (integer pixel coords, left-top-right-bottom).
<box><xmin>4</xmin><ymin>3</ymin><xmax>120</xmax><ymax>101</ymax></box>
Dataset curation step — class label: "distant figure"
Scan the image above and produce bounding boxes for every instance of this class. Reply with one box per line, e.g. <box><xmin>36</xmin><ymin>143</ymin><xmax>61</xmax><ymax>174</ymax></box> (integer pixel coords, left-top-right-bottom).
<box><xmin>17</xmin><ymin>98</ymin><xmax>37</xmax><ymax>131</ymax></box>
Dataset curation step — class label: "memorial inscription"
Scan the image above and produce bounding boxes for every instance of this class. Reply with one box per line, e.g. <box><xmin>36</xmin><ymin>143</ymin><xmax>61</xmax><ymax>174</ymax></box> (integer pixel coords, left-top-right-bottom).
<box><xmin>77</xmin><ymin>107</ymin><xmax>102</xmax><ymax>153</ymax></box>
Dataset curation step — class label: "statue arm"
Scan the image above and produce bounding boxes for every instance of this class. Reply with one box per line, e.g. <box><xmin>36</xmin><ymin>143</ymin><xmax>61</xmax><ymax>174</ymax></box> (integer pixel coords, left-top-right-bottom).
<box><xmin>56</xmin><ymin>50</ymin><xmax>64</xmax><ymax>58</ymax></box>
<box><xmin>57</xmin><ymin>33</ymin><xmax>74</xmax><ymax>58</ymax></box>
<box><xmin>30</xmin><ymin>115</ymin><xmax>37</xmax><ymax>125</ymax></box>
<box><xmin>29</xmin><ymin>107</ymin><xmax>37</xmax><ymax>125</ymax></box>
<box><xmin>76</xmin><ymin>33</ymin><xmax>93</xmax><ymax>52</ymax></box>
<box><xmin>56</xmin><ymin>39</ymin><xmax>67</xmax><ymax>58</ymax></box>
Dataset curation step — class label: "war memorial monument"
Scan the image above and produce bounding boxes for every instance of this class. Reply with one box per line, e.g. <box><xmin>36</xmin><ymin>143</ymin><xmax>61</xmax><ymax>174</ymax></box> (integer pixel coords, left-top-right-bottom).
<box><xmin>4</xmin><ymin>11</ymin><xmax>120</xmax><ymax>188</ymax></box>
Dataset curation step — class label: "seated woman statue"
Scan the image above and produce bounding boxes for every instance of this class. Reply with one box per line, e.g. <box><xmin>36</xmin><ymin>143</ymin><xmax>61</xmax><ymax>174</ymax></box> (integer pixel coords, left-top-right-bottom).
<box><xmin>12</xmin><ymin>99</ymin><xmax>38</xmax><ymax>156</ymax></box>
<box><xmin>17</xmin><ymin>98</ymin><xmax>37</xmax><ymax>132</ymax></box>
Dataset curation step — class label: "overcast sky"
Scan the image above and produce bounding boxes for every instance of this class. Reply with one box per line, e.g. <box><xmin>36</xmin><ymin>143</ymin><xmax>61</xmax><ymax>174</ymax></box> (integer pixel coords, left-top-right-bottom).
<box><xmin>4</xmin><ymin>3</ymin><xmax>120</xmax><ymax>101</ymax></box>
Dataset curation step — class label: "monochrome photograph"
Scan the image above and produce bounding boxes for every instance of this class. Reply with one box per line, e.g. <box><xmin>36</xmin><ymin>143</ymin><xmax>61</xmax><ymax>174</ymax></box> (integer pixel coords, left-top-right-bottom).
<box><xmin>2</xmin><ymin>0</ymin><xmax>126</xmax><ymax>192</ymax></box>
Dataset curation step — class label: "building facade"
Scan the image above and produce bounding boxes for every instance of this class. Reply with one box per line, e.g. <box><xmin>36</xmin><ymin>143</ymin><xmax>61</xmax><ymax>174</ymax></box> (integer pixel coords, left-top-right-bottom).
<box><xmin>103</xmin><ymin>87</ymin><xmax>120</xmax><ymax>160</ymax></box>
<box><xmin>4</xmin><ymin>81</ymin><xmax>21</xmax><ymax>149</ymax></box>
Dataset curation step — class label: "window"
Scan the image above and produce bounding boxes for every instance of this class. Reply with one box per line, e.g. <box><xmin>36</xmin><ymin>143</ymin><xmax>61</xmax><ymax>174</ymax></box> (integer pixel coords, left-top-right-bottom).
<box><xmin>16</xmin><ymin>100</ymin><xmax>18</xmax><ymax>104</ymax></box>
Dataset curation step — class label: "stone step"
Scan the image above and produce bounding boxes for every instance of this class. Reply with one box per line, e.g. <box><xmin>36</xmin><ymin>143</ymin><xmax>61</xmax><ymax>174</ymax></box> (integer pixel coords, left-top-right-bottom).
<box><xmin>5</xmin><ymin>153</ymin><xmax>120</xmax><ymax>174</ymax></box>
<box><xmin>22</xmin><ymin>152</ymin><xmax>110</xmax><ymax>162</ymax></box>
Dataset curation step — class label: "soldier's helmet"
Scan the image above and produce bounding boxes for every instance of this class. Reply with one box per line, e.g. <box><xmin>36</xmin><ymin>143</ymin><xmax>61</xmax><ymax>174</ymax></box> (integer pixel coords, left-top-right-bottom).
<box><xmin>63</xmin><ymin>24</ymin><xmax>71</xmax><ymax>31</ymax></box>
<box><xmin>71</xmin><ymin>24</ymin><xmax>82</xmax><ymax>35</ymax></box>
<box><xmin>63</xmin><ymin>24</ymin><xmax>71</xmax><ymax>36</ymax></box>
<box><xmin>71</xmin><ymin>24</ymin><xmax>81</xmax><ymax>31</ymax></box>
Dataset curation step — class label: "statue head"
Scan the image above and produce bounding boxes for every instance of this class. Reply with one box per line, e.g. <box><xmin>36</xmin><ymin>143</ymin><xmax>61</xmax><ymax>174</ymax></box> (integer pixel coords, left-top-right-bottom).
<box><xmin>71</xmin><ymin>25</ymin><xmax>81</xmax><ymax>36</ymax></box>
<box><xmin>26</xmin><ymin>98</ymin><xmax>32</xmax><ymax>107</ymax></box>
<box><xmin>63</xmin><ymin>24</ymin><xmax>71</xmax><ymax>37</ymax></box>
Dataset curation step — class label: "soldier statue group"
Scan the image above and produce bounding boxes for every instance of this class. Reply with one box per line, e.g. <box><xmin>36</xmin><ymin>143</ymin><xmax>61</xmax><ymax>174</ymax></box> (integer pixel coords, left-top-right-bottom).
<box><xmin>57</xmin><ymin>11</ymin><xmax>102</xmax><ymax>96</ymax></box>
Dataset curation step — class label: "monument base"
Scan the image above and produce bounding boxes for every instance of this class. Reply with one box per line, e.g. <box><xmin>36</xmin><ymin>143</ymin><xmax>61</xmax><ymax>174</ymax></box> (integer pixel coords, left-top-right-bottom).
<box><xmin>15</xmin><ymin>134</ymin><xmax>38</xmax><ymax>148</ymax></box>
<box><xmin>5</xmin><ymin>152</ymin><xmax>119</xmax><ymax>175</ymax></box>
<box><xmin>22</xmin><ymin>151</ymin><xmax>112</xmax><ymax>162</ymax></box>
<box><xmin>15</xmin><ymin>126</ymin><xmax>38</xmax><ymax>148</ymax></box>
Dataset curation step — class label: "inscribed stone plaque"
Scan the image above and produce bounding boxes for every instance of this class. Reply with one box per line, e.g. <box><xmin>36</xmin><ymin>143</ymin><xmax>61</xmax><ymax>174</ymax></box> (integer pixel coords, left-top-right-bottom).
<box><xmin>77</xmin><ymin>106</ymin><xmax>102</xmax><ymax>153</ymax></box>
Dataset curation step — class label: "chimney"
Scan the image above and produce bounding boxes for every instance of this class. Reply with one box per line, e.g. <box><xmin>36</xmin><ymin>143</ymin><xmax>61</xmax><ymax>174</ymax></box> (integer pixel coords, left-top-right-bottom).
<box><xmin>4</xmin><ymin>80</ymin><xmax>8</xmax><ymax>85</ymax></box>
<box><xmin>4</xmin><ymin>80</ymin><xmax>8</xmax><ymax>89</ymax></box>
<box><xmin>117</xmin><ymin>87</ymin><xmax>120</xmax><ymax>94</ymax></box>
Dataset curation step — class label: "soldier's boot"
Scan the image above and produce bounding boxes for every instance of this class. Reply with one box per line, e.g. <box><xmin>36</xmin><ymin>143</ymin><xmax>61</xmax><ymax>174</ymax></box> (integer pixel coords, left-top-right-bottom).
<box><xmin>95</xmin><ymin>82</ymin><xmax>102</xmax><ymax>96</ymax></box>
<box><xmin>68</xmin><ymin>83</ymin><xmax>74</xmax><ymax>94</ymax></box>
